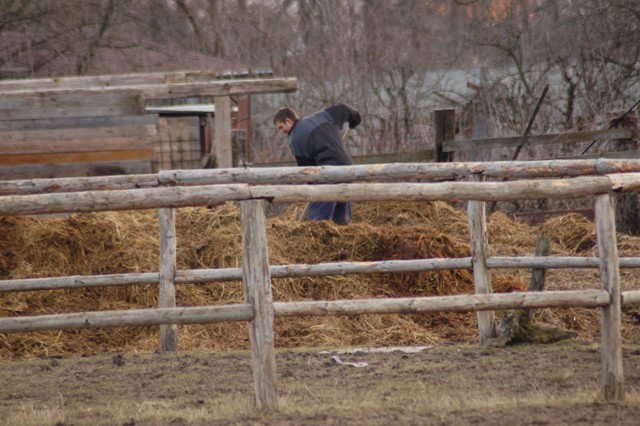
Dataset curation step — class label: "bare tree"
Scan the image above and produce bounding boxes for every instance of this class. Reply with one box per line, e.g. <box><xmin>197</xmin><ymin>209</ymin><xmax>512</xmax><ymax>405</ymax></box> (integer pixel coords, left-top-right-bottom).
<box><xmin>1</xmin><ymin>0</ymin><xmax>638</xmax><ymax>160</ymax></box>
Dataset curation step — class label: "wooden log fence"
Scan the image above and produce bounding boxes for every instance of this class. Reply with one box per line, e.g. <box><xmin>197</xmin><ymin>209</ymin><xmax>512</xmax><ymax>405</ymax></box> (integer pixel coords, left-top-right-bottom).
<box><xmin>4</xmin><ymin>174</ymin><xmax>640</xmax><ymax>216</ymax></box>
<box><xmin>2</xmin><ymin>161</ymin><xmax>640</xmax><ymax>408</ymax></box>
<box><xmin>443</xmin><ymin>128</ymin><xmax>635</xmax><ymax>153</ymax></box>
<box><xmin>467</xmin><ymin>175</ymin><xmax>495</xmax><ymax>344</ymax></box>
<box><xmin>3</xmin><ymin>158</ymin><xmax>640</xmax><ymax>196</ymax></box>
<box><xmin>1</xmin><ymin>256</ymin><xmax>640</xmax><ymax>294</ymax></box>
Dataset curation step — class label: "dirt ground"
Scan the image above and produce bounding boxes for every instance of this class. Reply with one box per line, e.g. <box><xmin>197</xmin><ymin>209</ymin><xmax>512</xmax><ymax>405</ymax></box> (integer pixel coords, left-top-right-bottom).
<box><xmin>1</xmin><ymin>340</ymin><xmax>639</xmax><ymax>426</ymax></box>
<box><xmin>2</xmin><ymin>203</ymin><xmax>640</xmax><ymax>424</ymax></box>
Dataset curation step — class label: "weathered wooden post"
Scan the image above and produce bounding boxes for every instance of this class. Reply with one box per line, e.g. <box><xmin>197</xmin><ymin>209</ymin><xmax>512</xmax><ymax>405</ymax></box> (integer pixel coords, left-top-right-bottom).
<box><xmin>433</xmin><ymin>109</ymin><xmax>455</xmax><ymax>162</ymax></box>
<box><xmin>241</xmin><ymin>200</ymin><xmax>278</xmax><ymax>411</ymax></box>
<box><xmin>467</xmin><ymin>176</ymin><xmax>496</xmax><ymax>346</ymax></box>
<box><xmin>594</xmin><ymin>193</ymin><xmax>624</xmax><ymax>401</ymax></box>
<box><xmin>158</xmin><ymin>207</ymin><xmax>178</xmax><ymax>352</ymax></box>
<box><xmin>214</xmin><ymin>96</ymin><xmax>233</xmax><ymax>168</ymax></box>
<box><xmin>526</xmin><ymin>232</ymin><xmax>551</xmax><ymax>319</ymax></box>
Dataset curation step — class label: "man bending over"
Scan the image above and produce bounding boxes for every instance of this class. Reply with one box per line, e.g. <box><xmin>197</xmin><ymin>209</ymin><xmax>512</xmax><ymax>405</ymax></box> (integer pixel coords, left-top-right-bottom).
<box><xmin>273</xmin><ymin>103</ymin><xmax>361</xmax><ymax>225</ymax></box>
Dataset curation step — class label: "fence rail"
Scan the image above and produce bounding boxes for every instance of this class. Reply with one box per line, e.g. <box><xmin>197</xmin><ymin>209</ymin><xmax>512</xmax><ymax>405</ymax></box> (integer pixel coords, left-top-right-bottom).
<box><xmin>442</xmin><ymin>128</ymin><xmax>634</xmax><ymax>153</ymax></box>
<box><xmin>1</xmin><ymin>160</ymin><xmax>639</xmax><ymax>408</ymax></box>
<box><xmin>3</xmin><ymin>158</ymin><xmax>640</xmax><ymax>196</ymax></box>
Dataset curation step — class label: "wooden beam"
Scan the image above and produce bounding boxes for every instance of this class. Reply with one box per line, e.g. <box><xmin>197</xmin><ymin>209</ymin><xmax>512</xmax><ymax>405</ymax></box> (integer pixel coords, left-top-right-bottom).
<box><xmin>622</xmin><ymin>290</ymin><xmax>640</xmax><ymax>306</ymax></box>
<box><xmin>0</xmin><ymin>289</ymin><xmax>610</xmax><ymax>334</ymax></box>
<box><xmin>0</xmin><ymin>161</ymin><xmax>153</xmax><ymax>181</ymax></box>
<box><xmin>0</xmin><ymin>174</ymin><xmax>159</xmax><ymax>196</ymax></box>
<box><xmin>241</xmin><ymin>200</ymin><xmax>278</xmax><ymax>411</ymax></box>
<box><xmin>0</xmin><ymin>70</ymin><xmax>276</xmax><ymax>92</ymax></box>
<box><xmin>0</xmin><ymin>78</ymin><xmax>297</xmax><ymax>100</ymax></box>
<box><xmin>443</xmin><ymin>128</ymin><xmax>633</xmax><ymax>152</ymax></box>
<box><xmin>272</xmin><ymin>290</ymin><xmax>610</xmax><ymax>316</ymax></box>
<box><xmin>0</xmin><ymin>184</ymin><xmax>251</xmax><ymax>215</ymax></box>
<box><xmin>595</xmin><ymin>193</ymin><xmax>624</xmax><ymax>401</ymax></box>
<box><xmin>606</xmin><ymin>172</ymin><xmax>640</xmax><ymax>193</ymax></box>
<box><xmin>0</xmin><ymin>304</ymin><xmax>254</xmax><ymax>333</ymax></box>
<box><xmin>0</xmin><ymin>114</ymin><xmax>158</xmax><ymax>131</ymax></box>
<box><xmin>248</xmin><ymin>176</ymin><xmax>614</xmax><ymax>203</ymax></box>
<box><xmin>1</xmin><ymin>137</ymin><xmax>154</xmax><ymax>156</ymax></box>
<box><xmin>158</xmin><ymin>208</ymin><xmax>178</xmax><ymax>353</ymax></box>
<box><xmin>0</xmin><ymin>94</ymin><xmax>146</xmax><ymax>120</ymax></box>
<box><xmin>159</xmin><ymin>160</ymin><xmax>640</xmax><ymax>186</ymax></box>
<box><xmin>214</xmin><ymin>96</ymin><xmax>233</xmax><ymax>168</ymax></box>
<box><xmin>2</xmin><ymin>159</ymin><xmax>639</xmax><ymax>196</ymax></box>
<box><xmin>526</xmin><ymin>233</ymin><xmax>551</xmax><ymax>319</ymax></box>
<box><xmin>468</xmin><ymin>176</ymin><xmax>495</xmax><ymax>345</ymax></box>
<box><xmin>0</xmin><ymin>72</ymin><xmax>171</xmax><ymax>91</ymax></box>
<box><xmin>561</xmin><ymin>150</ymin><xmax>640</xmax><ymax>160</ymax></box>
<box><xmin>0</xmin><ymin>175</ymin><xmax>632</xmax><ymax>216</ymax></box>
<box><xmin>0</xmin><ymin>123</ymin><xmax>156</xmax><ymax>144</ymax></box>
<box><xmin>0</xmin><ymin>149</ymin><xmax>155</xmax><ymax>166</ymax></box>
<box><xmin>3</xmin><ymin>256</ymin><xmax>640</xmax><ymax>293</ymax></box>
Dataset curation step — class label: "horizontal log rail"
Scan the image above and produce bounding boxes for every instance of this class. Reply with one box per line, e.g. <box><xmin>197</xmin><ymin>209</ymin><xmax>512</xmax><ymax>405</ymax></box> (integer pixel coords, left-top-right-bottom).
<box><xmin>622</xmin><ymin>290</ymin><xmax>640</xmax><ymax>306</ymax></box>
<box><xmin>4</xmin><ymin>174</ymin><xmax>640</xmax><ymax>215</ymax></box>
<box><xmin>0</xmin><ymin>304</ymin><xmax>254</xmax><ymax>333</ymax></box>
<box><xmin>0</xmin><ymin>77</ymin><xmax>298</xmax><ymax>99</ymax></box>
<box><xmin>0</xmin><ymin>70</ymin><xmax>275</xmax><ymax>91</ymax></box>
<box><xmin>2</xmin><ymin>256</ymin><xmax>640</xmax><ymax>293</ymax></box>
<box><xmin>0</xmin><ymin>290</ymin><xmax>611</xmax><ymax>334</ymax></box>
<box><xmin>273</xmin><ymin>290</ymin><xmax>610</xmax><ymax>317</ymax></box>
<box><xmin>443</xmin><ymin>128</ymin><xmax>634</xmax><ymax>152</ymax></box>
<box><xmin>3</xmin><ymin>159</ymin><xmax>640</xmax><ymax>196</ymax></box>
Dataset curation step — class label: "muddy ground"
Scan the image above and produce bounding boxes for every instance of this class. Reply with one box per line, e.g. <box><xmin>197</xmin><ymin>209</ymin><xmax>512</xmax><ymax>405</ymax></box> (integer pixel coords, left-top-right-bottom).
<box><xmin>1</xmin><ymin>340</ymin><xmax>639</xmax><ymax>425</ymax></box>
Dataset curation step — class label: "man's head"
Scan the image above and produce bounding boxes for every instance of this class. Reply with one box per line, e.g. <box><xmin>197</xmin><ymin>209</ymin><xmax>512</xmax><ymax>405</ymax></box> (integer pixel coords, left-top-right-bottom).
<box><xmin>273</xmin><ymin>107</ymin><xmax>298</xmax><ymax>134</ymax></box>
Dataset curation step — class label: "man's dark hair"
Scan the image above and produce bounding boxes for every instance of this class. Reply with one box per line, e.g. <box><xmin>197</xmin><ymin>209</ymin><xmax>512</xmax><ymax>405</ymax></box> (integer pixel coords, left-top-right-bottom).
<box><xmin>273</xmin><ymin>107</ymin><xmax>299</xmax><ymax>125</ymax></box>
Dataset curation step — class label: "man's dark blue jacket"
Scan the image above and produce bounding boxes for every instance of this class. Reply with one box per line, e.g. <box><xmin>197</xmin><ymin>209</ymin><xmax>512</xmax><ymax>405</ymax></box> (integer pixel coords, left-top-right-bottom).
<box><xmin>288</xmin><ymin>103</ymin><xmax>361</xmax><ymax>167</ymax></box>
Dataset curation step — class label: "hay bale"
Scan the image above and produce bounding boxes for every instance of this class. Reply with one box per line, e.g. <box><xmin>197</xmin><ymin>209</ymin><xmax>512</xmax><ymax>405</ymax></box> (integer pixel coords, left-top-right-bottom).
<box><xmin>541</xmin><ymin>213</ymin><xmax>596</xmax><ymax>254</ymax></box>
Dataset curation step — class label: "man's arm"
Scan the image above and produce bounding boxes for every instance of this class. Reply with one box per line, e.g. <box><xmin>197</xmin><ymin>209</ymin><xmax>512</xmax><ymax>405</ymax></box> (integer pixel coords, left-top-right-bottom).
<box><xmin>326</xmin><ymin>103</ymin><xmax>361</xmax><ymax>129</ymax></box>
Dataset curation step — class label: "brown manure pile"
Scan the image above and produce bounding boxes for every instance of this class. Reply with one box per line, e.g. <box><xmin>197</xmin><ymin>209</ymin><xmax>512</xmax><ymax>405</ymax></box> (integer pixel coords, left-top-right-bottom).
<box><xmin>1</xmin><ymin>200</ymin><xmax>639</xmax><ymax>359</ymax></box>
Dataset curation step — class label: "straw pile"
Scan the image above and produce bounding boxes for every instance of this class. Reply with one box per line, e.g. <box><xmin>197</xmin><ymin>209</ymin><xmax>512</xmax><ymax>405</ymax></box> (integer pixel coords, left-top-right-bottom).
<box><xmin>1</xmin><ymin>200</ymin><xmax>639</xmax><ymax>360</ymax></box>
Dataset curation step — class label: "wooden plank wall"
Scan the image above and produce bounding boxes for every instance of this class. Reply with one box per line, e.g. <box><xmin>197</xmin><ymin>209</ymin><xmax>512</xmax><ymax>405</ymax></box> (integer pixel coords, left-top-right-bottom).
<box><xmin>0</xmin><ymin>72</ymin><xmax>297</xmax><ymax>180</ymax></box>
<box><xmin>0</xmin><ymin>91</ymin><xmax>156</xmax><ymax>180</ymax></box>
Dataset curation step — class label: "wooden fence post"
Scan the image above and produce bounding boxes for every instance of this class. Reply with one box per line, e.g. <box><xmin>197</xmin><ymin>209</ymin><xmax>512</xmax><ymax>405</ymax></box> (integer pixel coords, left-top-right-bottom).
<box><xmin>158</xmin><ymin>207</ymin><xmax>178</xmax><ymax>353</ymax></box>
<box><xmin>241</xmin><ymin>200</ymin><xmax>278</xmax><ymax>411</ymax></box>
<box><xmin>526</xmin><ymin>232</ymin><xmax>551</xmax><ymax>320</ymax></box>
<box><xmin>214</xmin><ymin>96</ymin><xmax>233</xmax><ymax>168</ymax></box>
<box><xmin>467</xmin><ymin>178</ymin><xmax>496</xmax><ymax>345</ymax></box>
<box><xmin>595</xmin><ymin>193</ymin><xmax>624</xmax><ymax>401</ymax></box>
<box><xmin>434</xmin><ymin>109</ymin><xmax>455</xmax><ymax>162</ymax></box>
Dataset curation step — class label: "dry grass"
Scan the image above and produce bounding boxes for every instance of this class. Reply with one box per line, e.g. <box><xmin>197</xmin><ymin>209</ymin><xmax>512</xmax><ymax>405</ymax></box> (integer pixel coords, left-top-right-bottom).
<box><xmin>2</xmin><ymin>342</ymin><xmax>640</xmax><ymax>426</ymax></box>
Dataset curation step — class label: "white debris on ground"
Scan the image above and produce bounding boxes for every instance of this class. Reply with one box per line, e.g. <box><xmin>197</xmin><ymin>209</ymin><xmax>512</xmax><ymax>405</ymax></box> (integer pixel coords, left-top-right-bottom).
<box><xmin>320</xmin><ymin>345</ymin><xmax>433</xmax><ymax>355</ymax></box>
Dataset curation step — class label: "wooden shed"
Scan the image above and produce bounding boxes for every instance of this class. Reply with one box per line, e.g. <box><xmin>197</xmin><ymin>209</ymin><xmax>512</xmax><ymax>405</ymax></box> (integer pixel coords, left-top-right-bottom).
<box><xmin>0</xmin><ymin>71</ymin><xmax>295</xmax><ymax>180</ymax></box>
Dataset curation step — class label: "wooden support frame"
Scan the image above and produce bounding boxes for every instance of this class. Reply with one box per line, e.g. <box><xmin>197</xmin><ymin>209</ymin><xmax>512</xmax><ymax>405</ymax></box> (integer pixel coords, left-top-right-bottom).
<box><xmin>241</xmin><ymin>200</ymin><xmax>278</xmax><ymax>411</ymax></box>
<box><xmin>2</xmin><ymin>256</ymin><xmax>640</xmax><ymax>294</ymax></box>
<box><xmin>444</xmin><ymin>128</ymin><xmax>633</xmax><ymax>153</ymax></box>
<box><xmin>214</xmin><ymin>96</ymin><xmax>233</xmax><ymax>168</ymax></box>
<box><xmin>158</xmin><ymin>207</ymin><xmax>178</xmax><ymax>353</ymax></box>
<box><xmin>594</xmin><ymin>193</ymin><xmax>624</xmax><ymax>401</ymax></box>
<box><xmin>467</xmin><ymin>176</ymin><xmax>496</xmax><ymax>345</ymax></box>
<box><xmin>3</xmin><ymin>159</ymin><xmax>640</xmax><ymax>196</ymax></box>
<box><xmin>0</xmin><ymin>77</ymin><xmax>297</xmax><ymax>99</ymax></box>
